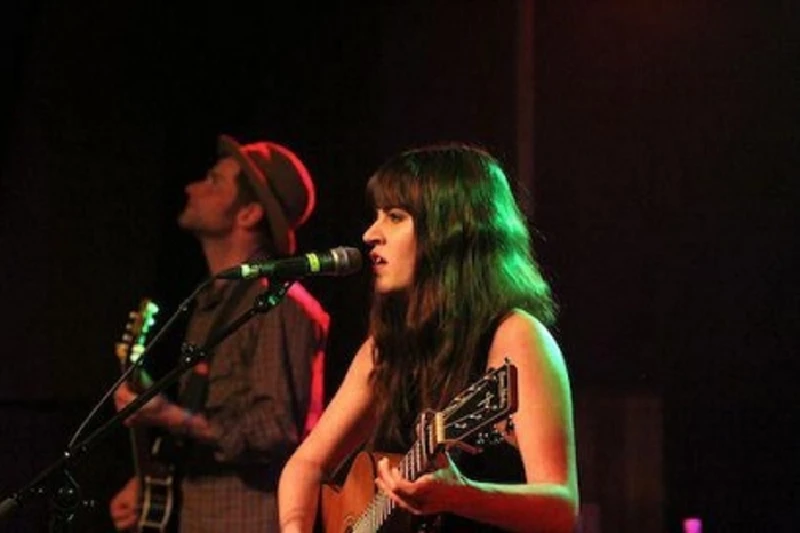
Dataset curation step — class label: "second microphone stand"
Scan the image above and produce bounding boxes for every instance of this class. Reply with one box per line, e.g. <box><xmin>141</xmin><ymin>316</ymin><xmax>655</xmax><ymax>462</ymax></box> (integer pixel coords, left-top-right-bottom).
<box><xmin>0</xmin><ymin>278</ymin><xmax>294</xmax><ymax>532</ymax></box>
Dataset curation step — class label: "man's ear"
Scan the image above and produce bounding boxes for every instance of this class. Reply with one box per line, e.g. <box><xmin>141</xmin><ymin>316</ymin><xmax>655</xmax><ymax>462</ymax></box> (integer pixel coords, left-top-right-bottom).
<box><xmin>236</xmin><ymin>202</ymin><xmax>265</xmax><ymax>231</ymax></box>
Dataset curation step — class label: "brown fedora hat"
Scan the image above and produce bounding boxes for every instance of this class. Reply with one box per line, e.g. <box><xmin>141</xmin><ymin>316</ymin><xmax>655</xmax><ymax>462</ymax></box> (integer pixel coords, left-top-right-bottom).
<box><xmin>218</xmin><ymin>134</ymin><xmax>316</xmax><ymax>256</ymax></box>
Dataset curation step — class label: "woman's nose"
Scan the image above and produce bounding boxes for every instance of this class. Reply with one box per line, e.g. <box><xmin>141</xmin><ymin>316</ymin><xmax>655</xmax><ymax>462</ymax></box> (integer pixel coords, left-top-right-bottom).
<box><xmin>362</xmin><ymin>221</ymin><xmax>381</xmax><ymax>245</ymax></box>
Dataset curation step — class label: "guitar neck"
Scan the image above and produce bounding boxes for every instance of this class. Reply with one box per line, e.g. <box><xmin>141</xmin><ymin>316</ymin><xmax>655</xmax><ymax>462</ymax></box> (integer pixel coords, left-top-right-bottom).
<box><xmin>397</xmin><ymin>440</ymin><xmax>427</xmax><ymax>482</ymax></box>
<box><xmin>118</xmin><ymin>358</ymin><xmax>145</xmax><ymax>478</ymax></box>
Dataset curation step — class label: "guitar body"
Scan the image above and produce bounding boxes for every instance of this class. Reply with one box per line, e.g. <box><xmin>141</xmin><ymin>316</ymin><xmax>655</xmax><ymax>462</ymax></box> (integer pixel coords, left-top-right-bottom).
<box><xmin>135</xmin><ymin>433</ymin><xmax>178</xmax><ymax>533</ymax></box>
<box><xmin>139</xmin><ymin>479</ymin><xmax>174</xmax><ymax>532</ymax></box>
<box><xmin>321</xmin><ymin>452</ymin><xmax>429</xmax><ymax>533</ymax></box>
<box><xmin>321</xmin><ymin>451</ymin><xmax>379</xmax><ymax>533</ymax></box>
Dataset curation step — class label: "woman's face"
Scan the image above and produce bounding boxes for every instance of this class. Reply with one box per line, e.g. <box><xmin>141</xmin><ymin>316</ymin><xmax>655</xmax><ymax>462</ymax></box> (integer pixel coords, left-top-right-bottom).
<box><xmin>363</xmin><ymin>207</ymin><xmax>417</xmax><ymax>293</ymax></box>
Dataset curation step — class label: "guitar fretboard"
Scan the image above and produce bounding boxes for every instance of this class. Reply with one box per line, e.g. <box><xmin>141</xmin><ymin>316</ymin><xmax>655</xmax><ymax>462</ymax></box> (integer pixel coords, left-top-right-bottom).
<box><xmin>351</xmin><ymin>439</ymin><xmax>427</xmax><ymax>533</ymax></box>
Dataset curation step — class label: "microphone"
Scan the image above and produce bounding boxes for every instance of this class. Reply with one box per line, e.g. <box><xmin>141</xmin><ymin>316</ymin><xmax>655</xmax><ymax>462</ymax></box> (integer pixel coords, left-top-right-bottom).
<box><xmin>217</xmin><ymin>246</ymin><xmax>362</xmax><ymax>280</ymax></box>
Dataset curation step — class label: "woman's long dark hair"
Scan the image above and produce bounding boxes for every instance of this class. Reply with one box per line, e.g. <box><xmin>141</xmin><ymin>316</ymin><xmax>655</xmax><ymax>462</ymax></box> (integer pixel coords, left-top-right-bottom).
<box><xmin>366</xmin><ymin>143</ymin><xmax>555</xmax><ymax>448</ymax></box>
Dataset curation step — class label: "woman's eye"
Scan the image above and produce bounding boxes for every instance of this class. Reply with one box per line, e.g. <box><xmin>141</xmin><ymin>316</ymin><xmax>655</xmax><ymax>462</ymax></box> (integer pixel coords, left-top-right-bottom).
<box><xmin>387</xmin><ymin>209</ymin><xmax>407</xmax><ymax>222</ymax></box>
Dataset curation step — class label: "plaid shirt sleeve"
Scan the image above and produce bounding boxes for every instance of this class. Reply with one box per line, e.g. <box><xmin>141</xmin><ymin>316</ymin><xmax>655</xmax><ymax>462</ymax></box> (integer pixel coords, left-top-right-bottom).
<box><xmin>203</xmin><ymin>282</ymin><xmax>327</xmax><ymax>465</ymax></box>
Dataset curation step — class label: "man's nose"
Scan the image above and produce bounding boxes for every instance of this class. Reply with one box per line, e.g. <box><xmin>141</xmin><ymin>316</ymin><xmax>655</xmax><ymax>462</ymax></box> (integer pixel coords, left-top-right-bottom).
<box><xmin>185</xmin><ymin>180</ymin><xmax>203</xmax><ymax>194</ymax></box>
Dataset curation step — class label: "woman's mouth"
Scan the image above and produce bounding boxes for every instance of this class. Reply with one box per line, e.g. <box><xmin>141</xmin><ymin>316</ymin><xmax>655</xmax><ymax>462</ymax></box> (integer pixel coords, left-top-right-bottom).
<box><xmin>370</xmin><ymin>253</ymin><xmax>387</xmax><ymax>270</ymax></box>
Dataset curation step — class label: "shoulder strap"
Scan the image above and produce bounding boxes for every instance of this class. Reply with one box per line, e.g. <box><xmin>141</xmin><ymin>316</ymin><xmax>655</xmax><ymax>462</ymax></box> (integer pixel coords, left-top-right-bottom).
<box><xmin>478</xmin><ymin>311</ymin><xmax>509</xmax><ymax>364</ymax></box>
<box><xmin>180</xmin><ymin>279</ymin><xmax>257</xmax><ymax>412</ymax></box>
<box><xmin>277</xmin><ymin>308</ymin><xmax>305</xmax><ymax>445</ymax></box>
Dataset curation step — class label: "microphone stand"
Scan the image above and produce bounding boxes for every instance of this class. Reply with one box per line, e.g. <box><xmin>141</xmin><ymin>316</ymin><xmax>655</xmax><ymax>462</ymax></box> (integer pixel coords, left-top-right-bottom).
<box><xmin>0</xmin><ymin>278</ymin><xmax>294</xmax><ymax>532</ymax></box>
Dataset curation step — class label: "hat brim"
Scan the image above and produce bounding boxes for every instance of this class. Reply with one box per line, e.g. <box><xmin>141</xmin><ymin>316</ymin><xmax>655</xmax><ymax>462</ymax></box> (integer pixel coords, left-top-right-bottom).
<box><xmin>218</xmin><ymin>134</ymin><xmax>293</xmax><ymax>256</ymax></box>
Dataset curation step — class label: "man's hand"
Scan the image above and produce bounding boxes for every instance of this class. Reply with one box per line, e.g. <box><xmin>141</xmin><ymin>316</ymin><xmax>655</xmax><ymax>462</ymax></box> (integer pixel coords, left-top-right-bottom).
<box><xmin>109</xmin><ymin>477</ymin><xmax>139</xmax><ymax>531</ymax></box>
<box><xmin>114</xmin><ymin>382</ymin><xmax>168</xmax><ymax>426</ymax></box>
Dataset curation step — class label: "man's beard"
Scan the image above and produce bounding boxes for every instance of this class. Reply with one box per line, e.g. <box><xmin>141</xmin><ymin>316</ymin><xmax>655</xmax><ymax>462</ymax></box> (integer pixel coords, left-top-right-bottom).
<box><xmin>176</xmin><ymin>209</ymin><xmax>233</xmax><ymax>239</ymax></box>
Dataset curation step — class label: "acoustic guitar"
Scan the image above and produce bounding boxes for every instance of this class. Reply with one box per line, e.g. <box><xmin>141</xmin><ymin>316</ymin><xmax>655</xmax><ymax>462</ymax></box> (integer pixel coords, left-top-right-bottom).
<box><xmin>321</xmin><ymin>359</ymin><xmax>518</xmax><ymax>532</ymax></box>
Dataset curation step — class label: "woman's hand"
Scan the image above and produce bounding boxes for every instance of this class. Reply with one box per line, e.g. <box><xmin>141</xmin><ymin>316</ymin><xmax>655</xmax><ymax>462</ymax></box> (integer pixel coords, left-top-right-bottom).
<box><xmin>114</xmin><ymin>382</ymin><xmax>169</xmax><ymax>426</ymax></box>
<box><xmin>374</xmin><ymin>453</ymin><xmax>468</xmax><ymax>516</ymax></box>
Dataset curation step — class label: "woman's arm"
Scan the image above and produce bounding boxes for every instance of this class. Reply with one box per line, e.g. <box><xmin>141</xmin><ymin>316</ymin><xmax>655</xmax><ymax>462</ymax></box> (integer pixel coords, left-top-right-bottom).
<box><xmin>376</xmin><ymin>310</ymin><xmax>579</xmax><ymax>532</ymax></box>
<box><xmin>278</xmin><ymin>338</ymin><xmax>378</xmax><ymax>533</ymax></box>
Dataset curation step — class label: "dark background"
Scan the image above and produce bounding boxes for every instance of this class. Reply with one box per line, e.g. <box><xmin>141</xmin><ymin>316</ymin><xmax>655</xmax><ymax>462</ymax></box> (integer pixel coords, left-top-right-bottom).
<box><xmin>1</xmin><ymin>2</ymin><xmax>796</xmax><ymax>532</ymax></box>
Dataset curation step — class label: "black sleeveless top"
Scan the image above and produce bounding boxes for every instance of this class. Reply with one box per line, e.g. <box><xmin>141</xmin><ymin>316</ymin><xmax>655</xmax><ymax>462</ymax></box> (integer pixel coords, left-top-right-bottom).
<box><xmin>370</xmin><ymin>313</ymin><xmax>524</xmax><ymax>532</ymax></box>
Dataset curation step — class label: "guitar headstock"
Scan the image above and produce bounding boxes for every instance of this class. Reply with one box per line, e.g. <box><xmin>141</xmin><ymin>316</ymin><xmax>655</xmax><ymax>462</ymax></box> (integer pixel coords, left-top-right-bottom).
<box><xmin>115</xmin><ymin>298</ymin><xmax>159</xmax><ymax>368</ymax></box>
<box><xmin>432</xmin><ymin>359</ymin><xmax>518</xmax><ymax>451</ymax></box>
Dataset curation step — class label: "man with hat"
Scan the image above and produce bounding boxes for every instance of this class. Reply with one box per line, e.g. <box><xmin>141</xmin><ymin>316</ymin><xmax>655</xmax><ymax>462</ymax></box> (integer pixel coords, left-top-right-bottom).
<box><xmin>109</xmin><ymin>135</ymin><xmax>328</xmax><ymax>532</ymax></box>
